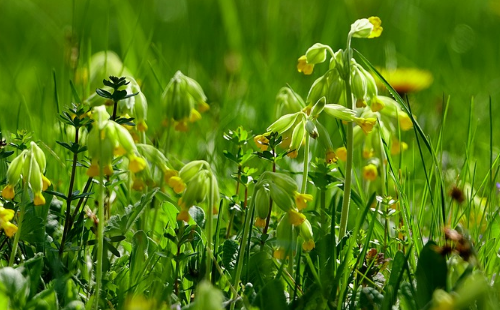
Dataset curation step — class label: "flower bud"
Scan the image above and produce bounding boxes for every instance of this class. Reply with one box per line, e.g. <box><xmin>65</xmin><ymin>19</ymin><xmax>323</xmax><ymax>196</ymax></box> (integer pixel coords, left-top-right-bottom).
<box><xmin>362</xmin><ymin>163</ymin><xmax>378</xmax><ymax>181</ymax></box>
<box><xmin>351</xmin><ymin>66</ymin><xmax>367</xmax><ymax>101</ymax></box>
<box><xmin>269</xmin><ymin>183</ymin><xmax>294</xmax><ymax>212</ymax></box>
<box><xmin>267</xmin><ymin>113</ymin><xmax>299</xmax><ymax>135</ymax></box>
<box><xmin>307</xmin><ymin>75</ymin><xmax>329</xmax><ymax>105</ymax></box>
<box><xmin>31</xmin><ymin>142</ymin><xmax>46</xmax><ymax>173</ymax></box>
<box><xmin>323</xmin><ymin>104</ymin><xmax>356</xmax><ymax>122</ymax></box>
<box><xmin>297</xmin><ymin>55</ymin><xmax>314</xmax><ymax>75</ymax></box>
<box><xmin>305</xmin><ymin>120</ymin><xmax>319</xmax><ymax>139</ymax></box>
<box><xmin>268</xmin><ymin>172</ymin><xmax>298</xmax><ymax>194</ymax></box>
<box><xmin>299</xmin><ymin>219</ymin><xmax>315</xmax><ymax>251</ymax></box>
<box><xmin>310</xmin><ymin>97</ymin><xmax>326</xmax><ymax>118</ymax></box>
<box><xmin>254</xmin><ymin>186</ymin><xmax>271</xmax><ymax>222</ymax></box>
<box><xmin>350</xmin><ymin>17</ymin><xmax>383</xmax><ymax>39</ymax></box>
<box><xmin>276</xmin><ymin>87</ymin><xmax>305</xmax><ymax>116</ymax></box>
<box><xmin>179</xmin><ymin>160</ymin><xmax>205</xmax><ymax>183</ymax></box>
<box><xmin>290</xmin><ymin>119</ymin><xmax>306</xmax><ymax>152</ymax></box>
<box><xmin>184</xmin><ymin>74</ymin><xmax>208</xmax><ymax>105</ymax></box>
<box><xmin>315</xmin><ymin>120</ymin><xmax>333</xmax><ymax>151</ymax></box>
<box><xmin>305</xmin><ymin>43</ymin><xmax>329</xmax><ymax>65</ymax></box>
<box><xmin>6</xmin><ymin>150</ymin><xmax>26</xmax><ymax>186</ymax></box>
<box><xmin>327</xmin><ymin>74</ymin><xmax>344</xmax><ymax>104</ymax></box>
<box><xmin>288</xmin><ymin>209</ymin><xmax>306</xmax><ymax>226</ymax></box>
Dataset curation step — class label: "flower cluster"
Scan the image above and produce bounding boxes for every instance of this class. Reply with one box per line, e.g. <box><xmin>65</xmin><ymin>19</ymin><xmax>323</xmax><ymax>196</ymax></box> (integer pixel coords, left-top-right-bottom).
<box><xmin>161</xmin><ymin>71</ymin><xmax>210</xmax><ymax>131</ymax></box>
<box><xmin>1</xmin><ymin>142</ymin><xmax>51</xmax><ymax>205</ymax></box>
<box><xmin>252</xmin><ymin>172</ymin><xmax>314</xmax><ymax>252</ymax></box>
<box><xmin>167</xmin><ymin>160</ymin><xmax>219</xmax><ymax>222</ymax></box>
<box><xmin>86</xmin><ymin>106</ymin><xmax>147</xmax><ymax>177</ymax></box>
<box><xmin>132</xmin><ymin>144</ymin><xmax>177</xmax><ymax>191</ymax></box>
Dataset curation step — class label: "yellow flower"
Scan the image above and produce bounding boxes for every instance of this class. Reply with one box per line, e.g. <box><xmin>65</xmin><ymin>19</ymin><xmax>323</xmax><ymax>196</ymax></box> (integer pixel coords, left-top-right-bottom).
<box><xmin>326</xmin><ymin>149</ymin><xmax>337</xmax><ymax>164</ymax></box>
<box><xmin>164</xmin><ymin>169</ymin><xmax>178</xmax><ymax>184</ymax></box>
<box><xmin>114</xmin><ymin>145</ymin><xmax>127</xmax><ymax>156</ymax></box>
<box><xmin>42</xmin><ymin>175</ymin><xmax>51</xmax><ymax>191</ymax></box>
<box><xmin>390</xmin><ymin>139</ymin><xmax>408</xmax><ymax>155</ymax></box>
<box><xmin>302</xmin><ymin>239</ymin><xmax>315</xmax><ymax>251</ymax></box>
<box><xmin>288</xmin><ymin>209</ymin><xmax>306</xmax><ymax>226</ymax></box>
<box><xmin>356</xmin><ymin>99</ymin><xmax>367</xmax><ymax>108</ymax></box>
<box><xmin>189</xmin><ymin>109</ymin><xmax>202</xmax><ymax>123</ymax></box>
<box><xmin>287</xmin><ymin>150</ymin><xmax>298</xmax><ymax>159</ymax></box>
<box><xmin>273</xmin><ymin>248</ymin><xmax>286</xmax><ymax>260</ymax></box>
<box><xmin>174</xmin><ymin>121</ymin><xmax>188</xmax><ymax>132</ymax></box>
<box><xmin>355</xmin><ymin>117</ymin><xmax>377</xmax><ymax>134</ymax></box>
<box><xmin>336</xmin><ymin>147</ymin><xmax>347</xmax><ymax>162</ymax></box>
<box><xmin>370</xmin><ymin>97</ymin><xmax>385</xmax><ymax>112</ymax></box>
<box><xmin>137</xmin><ymin>120</ymin><xmax>148</xmax><ymax>132</ymax></box>
<box><xmin>87</xmin><ymin>162</ymin><xmax>99</xmax><ymax>177</ymax></box>
<box><xmin>368</xmin><ymin>17</ymin><xmax>383</xmax><ymax>38</ymax></box>
<box><xmin>104</xmin><ymin>164</ymin><xmax>114</xmax><ymax>176</ymax></box>
<box><xmin>377</xmin><ymin>68</ymin><xmax>433</xmax><ymax>94</ymax></box>
<box><xmin>297</xmin><ymin>55</ymin><xmax>314</xmax><ymax>75</ymax></box>
<box><xmin>362</xmin><ymin>164</ymin><xmax>378</xmax><ymax>181</ymax></box>
<box><xmin>363</xmin><ymin>148</ymin><xmax>374</xmax><ymax>159</ymax></box>
<box><xmin>255</xmin><ymin>217</ymin><xmax>266</xmax><ymax>228</ymax></box>
<box><xmin>168</xmin><ymin>176</ymin><xmax>186</xmax><ymax>194</ymax></box>
<box><xmin>197</xmin><ymin>101</ymin><xmax>210</xmax><ymax>113</ymax></box>
<box><xmin>129</xmin><ymin>155</ymin><xmax>146</xmax><ymax>173</ymax></box>
<box><xmin>294</xmin><ymin>191</ymin><xmax>313</xmax><ymax>211</ymax></box>
<box><xmin>399</xmin><ymin>112</ymin><xmax>413</xmax><ymax>131</ymax></box>
<box><xmin>254</xmin><ymin>134</ymin><xmax>269</xmax><ymax>152</ymax></box>
<box><xmin>34</xmin><ymin>192</ymin><xmax>46</xmax><ymax>206</ymax></box>
<box><xmin>0</xmin><ymin>207</ymin><xmax>14</xmax><ymax>222</ymax></box>
<box><xmin>2</xmin><ymin>222</ymin><xmax>18</xmax><ymax>237</ymax></box>
<box><xmin>177</xmin><ymin>209</ymin><xmax>190</xmax><ymax>222</ymax></box>
<box><xmin>1</xmin><ymin>184</ymin><xmax>15</xmax><ymax>200</ymax></box>
<box><xmin>132</xmin><ymin>178</ymin><xmax>146</xmax><ymax>191</ymax></box>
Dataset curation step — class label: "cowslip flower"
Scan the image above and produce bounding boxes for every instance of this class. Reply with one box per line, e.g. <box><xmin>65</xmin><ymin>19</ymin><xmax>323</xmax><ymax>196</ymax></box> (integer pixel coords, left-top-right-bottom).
<box><xmin>161</xmin><ymin>71</ymin><xmax>210</xmax><ymax>132</ymax></box>
<box><xmin>86</xmin><ymin>106</ymin><xmax>147</xmax><ymax>177</ymax></box>
<box><xmin>0</xmin><ymin>203</ymin><xmax>17</xmax><ymax>237</ymax></box>
<box><xmin>363</xmin><ymin>164</ymin><xmax>378</xmax><ymax>181</ymax></box>
<box><xmin>1</xmin><ymin>142</ymin><xmax>51</xmax><ymax>206</ymax></box>
<box><xmin>336</xmin><ymin>146</ymin><xmax>348</xmax><ymax>162</ymax></box>
<box><xmin>297</xmin><ymin>55</ymin><xmax>314</xmax><ymax>75</ymax></box>
<box><xmin>350</xmin><ymin>17</ymin><xmax>383</xmax><ymax>39</ymax></box>
<box><xmin>294</xmin><ymin>191</ymin><xmax>313</xmax><ymax>211</ymax></box>
<box><xmin>253</xmin><ymin>134</ymin><xmax>269</xmax><ymax>152</ymax></box>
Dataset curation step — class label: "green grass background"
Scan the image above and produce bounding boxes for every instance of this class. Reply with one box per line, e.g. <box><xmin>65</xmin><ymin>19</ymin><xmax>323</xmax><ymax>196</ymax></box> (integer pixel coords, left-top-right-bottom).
<box><xmin>0</xmin><ymin>0</ymin><xmax>499</xmax><ymax>170</ymax></box>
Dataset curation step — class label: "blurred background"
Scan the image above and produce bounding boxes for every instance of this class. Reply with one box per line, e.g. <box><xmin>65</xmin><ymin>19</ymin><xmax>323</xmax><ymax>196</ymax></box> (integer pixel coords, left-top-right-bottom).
<box><xmin>0</xmin><ymin>0</ymin><xmax>499</xmax><ymax>168</ymax></box>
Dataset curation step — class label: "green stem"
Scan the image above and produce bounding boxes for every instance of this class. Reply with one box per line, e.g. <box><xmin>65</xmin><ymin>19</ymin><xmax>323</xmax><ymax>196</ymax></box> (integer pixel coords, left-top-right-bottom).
<box><xmin>230</xmin><ymin>188</ymin><xmax>252</xmax><ymax>310</ymax></box>
<box><xmin>60</xmin><ymin>127</ymin><xmax>80</xmax><ymax>257</ymax></box>
<box><xmin>206</xmin><ymin>175</ymin><xmax>214</xmax><ymax>282</ymax></box>
<box><xmin>94</xmin><ymin>172</ymin><xmax>105</xmax><ymax>310</ymax></box>
<box><xmin>339</xmin><ymin>43</ymin><xmax>353</xmax><ymax>239</ymax></box>
<box><xmin>9</xmin><ymin>185</ymin><xmax>28</xmax><ymax>266</ymax></box>
<box><xmin>301</xmin><ymin>134</ymin><xmax>310</xmax><ymax>193</ymax></box>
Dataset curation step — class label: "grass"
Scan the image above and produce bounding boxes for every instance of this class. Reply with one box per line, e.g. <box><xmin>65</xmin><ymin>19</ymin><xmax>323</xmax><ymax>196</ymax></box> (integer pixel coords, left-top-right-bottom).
<box><xmin>0</xmin><ymin>0</ymin><xmax>499</xmax><ymax>309</ymax></box>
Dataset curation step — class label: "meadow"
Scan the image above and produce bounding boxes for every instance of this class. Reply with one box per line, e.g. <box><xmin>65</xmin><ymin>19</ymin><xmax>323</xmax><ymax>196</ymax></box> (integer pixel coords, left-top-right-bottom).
<box><xmin>0</xmin><ymin>0</ymin><xmax>500</xmax><ymax>309</ymax></box>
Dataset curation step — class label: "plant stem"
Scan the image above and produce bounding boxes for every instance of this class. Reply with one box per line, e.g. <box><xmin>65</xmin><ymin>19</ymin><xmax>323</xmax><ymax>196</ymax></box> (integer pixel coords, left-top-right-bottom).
<box><xmin>339</xmin><ymin>44</ymin><xmax>353</xmax><ymax>239</ymax></box>
<box><xmin>301</xmin><ymin>134</ymin><xmax>310</xmax><ymax>193</ymax></box>
<box><xmin>111</xmin><ymin>100</ymin><xmax>118</xmax><ymax>121</ymax></box>
<box><xmin>60</xmin><ymin>128</ymin><xmax>80</xmax><ymax>256</ymax></box>
<box><xmin>263</xmin><ymin>148</ymin><xmax>276</xmax><ymax>235</ymax></box>
<box><xmin>206</xmin><ymin>175</ymin><xmax>214</xmax><ymax>282</ymax></box>
<box><xmin>230</xmin><ymin>188</ymin><xmax>252</xmax><ymax>310</ymax></box>
<box><xmin>9</xmin><ymin>185</ymin><xmax>28</xmax><ymax>266</ymax></box>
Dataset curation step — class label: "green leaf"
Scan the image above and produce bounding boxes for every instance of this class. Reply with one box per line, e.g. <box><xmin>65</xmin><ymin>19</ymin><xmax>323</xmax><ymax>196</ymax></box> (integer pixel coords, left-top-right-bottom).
<box><xmin>130</xmin><ymin>231</ymin><xmax>149</xmax><ymax>288</ymax></box>
<box><xmin>189</xmin><ymin>205</ymin><xmax>206</xmax><ymax>228</ymax></box>
<box><xmin>381</xmin><ymin>251</ymin><xmax>408</xmax><ymax>310</ymax></box>
<box><xmin>96</xmin><ymin>88</ymin><xmax>113</xmax><ymax>99</ymax></box>
<box><xmin>222</xmin><ymin>239</ymin><xmax>239</xmax><ymax>272</ymax></box>
<box><xmin>415</xmin><ymin>241</ymin><xmax>447</xmax><ymax>308</ymax></box>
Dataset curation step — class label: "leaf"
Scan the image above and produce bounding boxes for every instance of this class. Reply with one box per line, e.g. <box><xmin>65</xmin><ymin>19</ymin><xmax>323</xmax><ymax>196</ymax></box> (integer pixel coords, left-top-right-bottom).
<box><xmin>381</xmin><ymin>251</ymin><xmax>408</xmax><ymax>310</ymax></box>
<box><xmin>69</xmin><ymin>80</ymin><xmax>82</xmax><ymax>103</ymax></box>
<box><xmin>189</xmin><ymin>205</ymin><xmax>206</xmax><ymax>228</ymax></box>
<box><xmin>44</xmin><ymin>190</ymin><xmax>68</xmax><ymax>200</ymax></box>
<box><xmin>130</xmin><ymin>231</ymin><xmax>149</xmax><ymax>287</ymax></box>
<box><xmin>222</xmin><ymin>239</ymin><xmax>239</xmax><ymax>272</ymax></box>
<box><xmin>415</xmin><ymin>241</ymin><xmax>447</xmax><ymax>308</ymax></box>
<box><xmin>96</xmin><ymin>88</ymin><xmax>113</xmax><ymax>99</ymax></box>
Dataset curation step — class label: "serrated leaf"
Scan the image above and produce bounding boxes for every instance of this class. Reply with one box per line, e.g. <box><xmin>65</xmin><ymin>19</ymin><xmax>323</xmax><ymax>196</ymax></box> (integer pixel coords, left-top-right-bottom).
<box><xmin>189</xmin><ymin>205</ymin><xmax>205</xmax><ymax>228</ymax></box>
<box><xmin>222</xmin><ymin>239</ymin><xmax>239</xmax><ymax>272</ymax></box>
